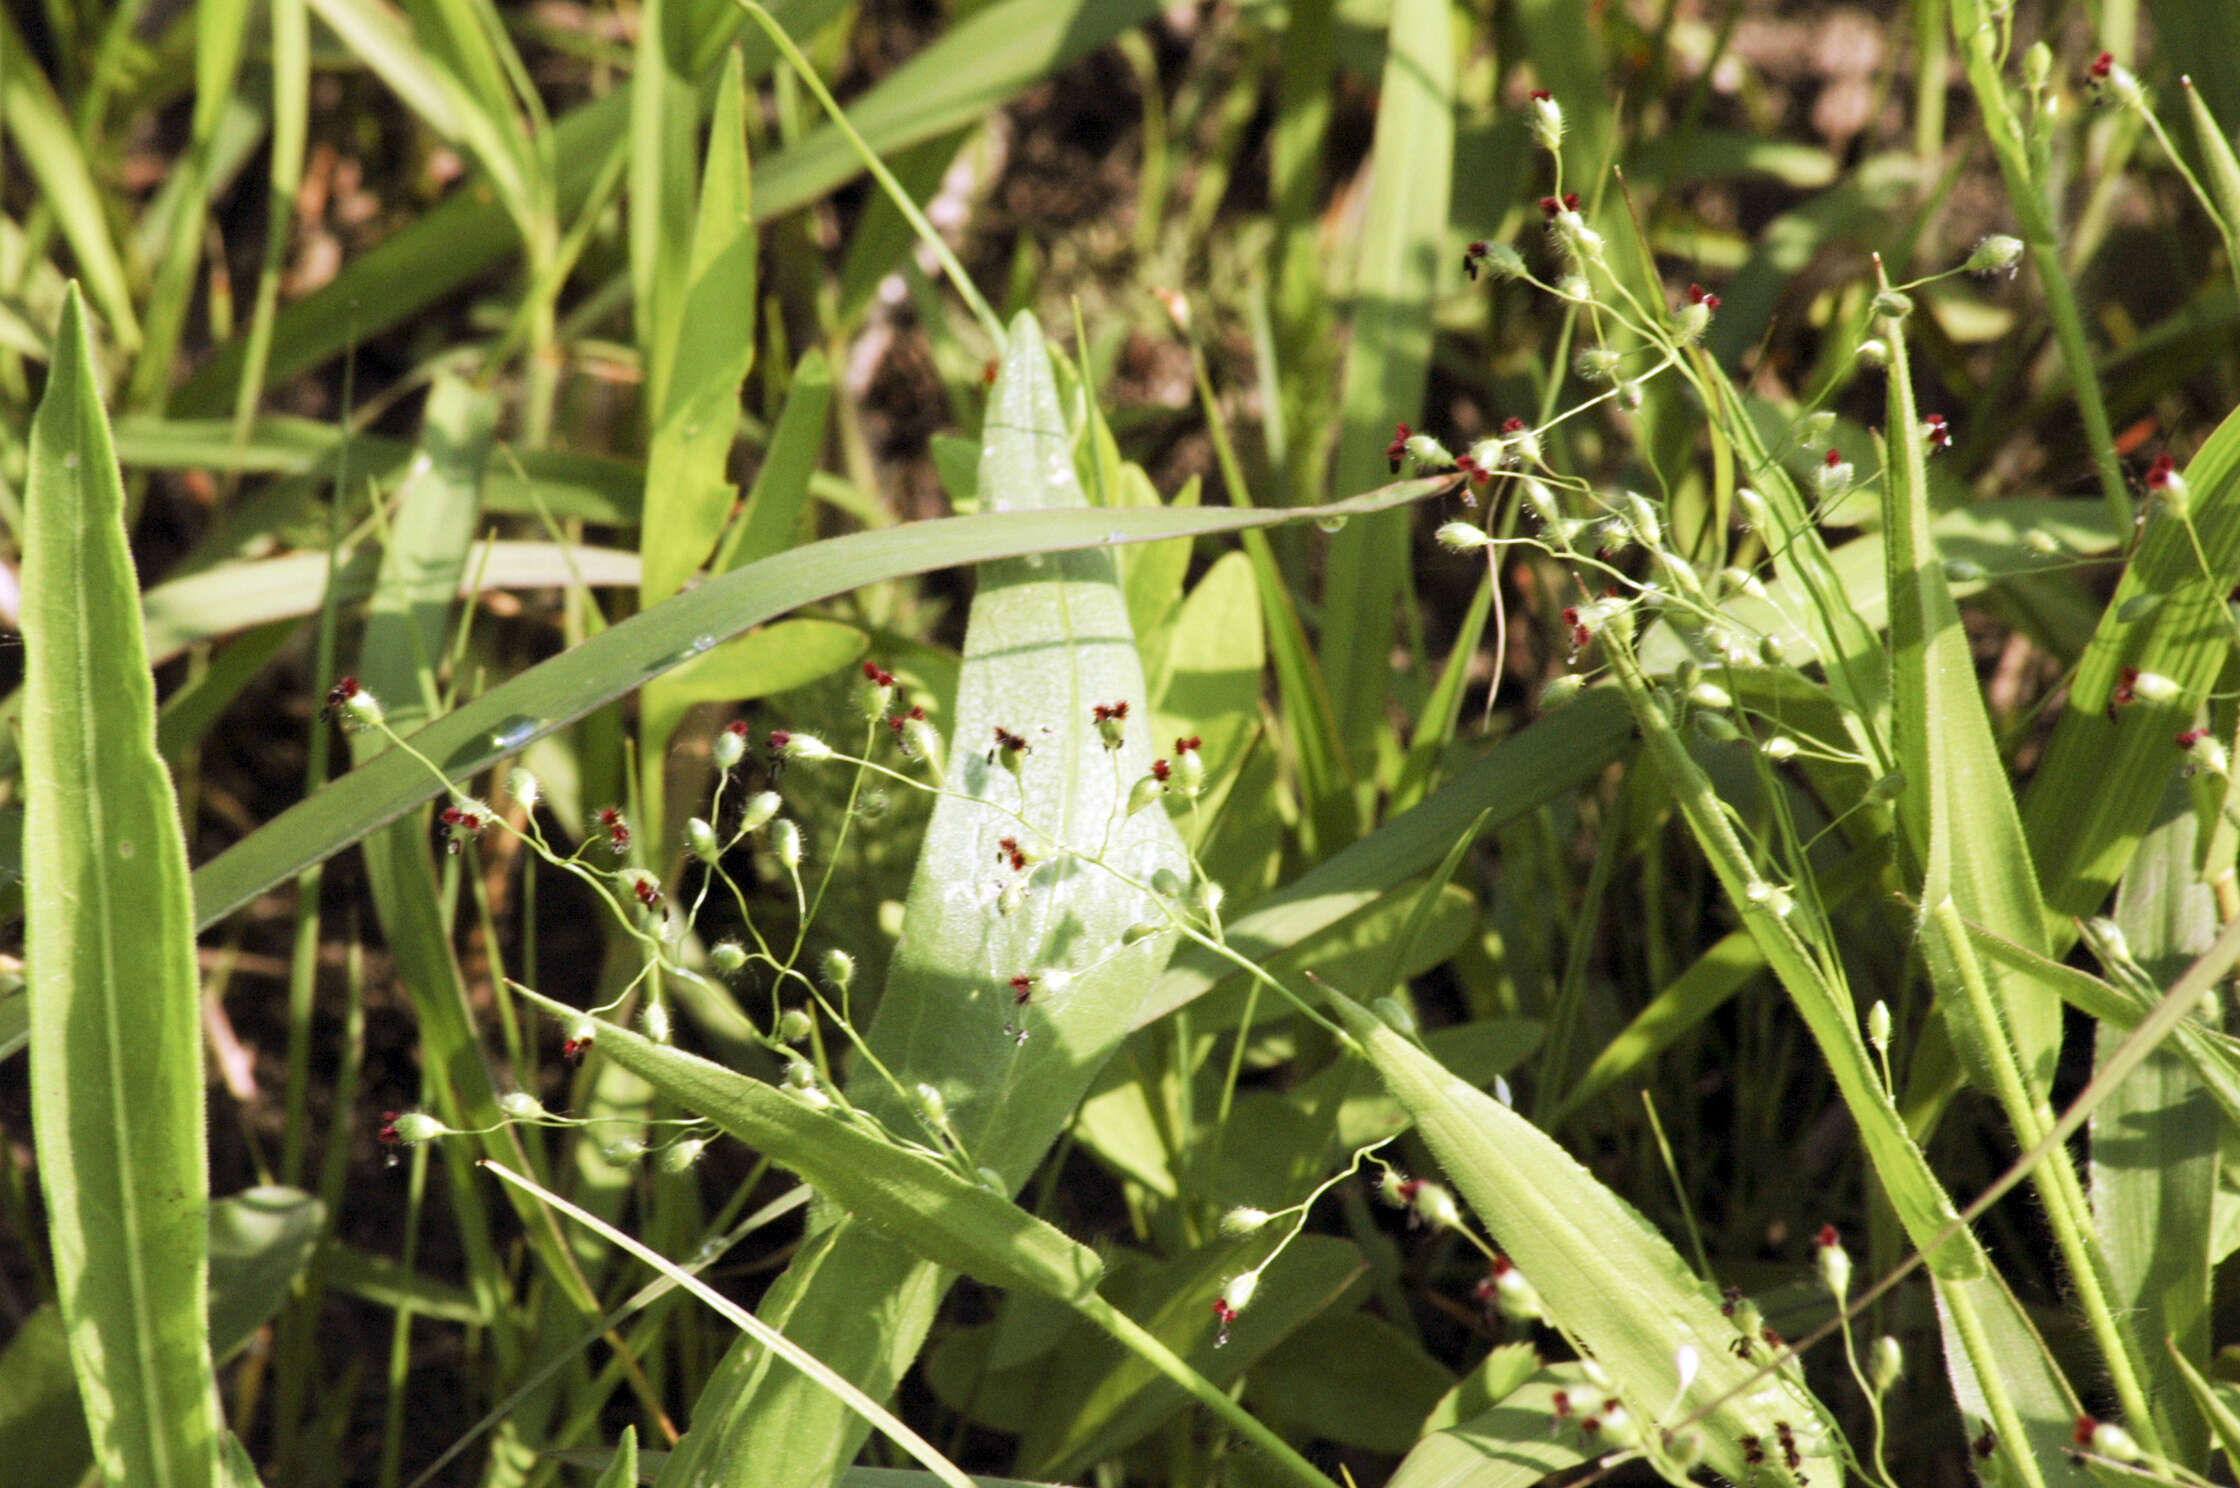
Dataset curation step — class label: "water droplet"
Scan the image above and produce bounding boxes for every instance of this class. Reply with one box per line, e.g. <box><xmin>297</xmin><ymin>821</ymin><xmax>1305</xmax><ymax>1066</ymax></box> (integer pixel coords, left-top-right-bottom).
<box><xmin>689</xmin><ymin>633</ymin><xmax>716</xmax><ymax>655</ymax></box>
<box><xmin>1315</xmin><ymin>515</ymin><xmax>1348</xmax><ymax>534</ymax></box>
<box><xmin>490</xmin><ymin>718</ymin><xmax>541</xmax><ymax>751</ymax></box>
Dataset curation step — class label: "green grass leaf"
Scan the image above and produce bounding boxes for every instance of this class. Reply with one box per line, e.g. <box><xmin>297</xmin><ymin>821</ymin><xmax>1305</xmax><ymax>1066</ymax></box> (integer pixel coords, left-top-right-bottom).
<box><xmin>23</xmin><ymin>284</ymin><xmax>220</xmax><ymax>1488</ymax></box>
<box><xmin>189</xmin><ymin>480</ymin><xmax>1448</xmax><ymax>931</ymax></box>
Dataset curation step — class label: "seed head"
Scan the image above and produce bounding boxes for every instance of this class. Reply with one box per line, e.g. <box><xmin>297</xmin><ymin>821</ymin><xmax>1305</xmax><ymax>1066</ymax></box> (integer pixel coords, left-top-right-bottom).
<box><xmin>1815</xmin><ymin>1224</ymin><xmax>1852</xmax><ymax>1299</ymax></box>
<box><xmin>506</xmin><ymin>766</ymin><xmax>541</xmax><ymax>809</ymax></box>
<box><xmin>713</xmin><ymin>719</ymin><xmax>749</xmax><ymax>770</ymax></box>
<box><xmin>1092</xmin><ymin>699</ymin><xmax>1130</xmax><ymax>751</ymax></box>
<box><xmin>710</xmin><ymin>940</ymin><xmax>747</xmax><ymax>974</ymax></box>
<box><xmin>380</xmin><ymin>1111</ymin><xmax>448</xmax><ymax>1146</ymax></box>
<box><xmin>821</xmin><ymin>947</ymin><xmax>855</xmax><ymax>991</ymax></box>
<box><xmin>687</xmin><ymin>817</ymin><xmax>721</xmax><ymax>865</ymax></box>
<box><xmin>769</xmin><ymin>818</ymin><xmax>803</xmax><ymax>869</ymax></box>
<box><xmin>1966</xmin><ymin>234</ymin><xmax>2025</xmax><ymax>278</ymax></box>
<box><xmin>777</xmin><ymin>1007</ymin><xmax>814</xmax><ymax>1042</ymax></box>
<box><xmin>1436</xmin><ymin>520</ymin><xmax>1493</xmax><ymax>553</ymax></box>
<box><xmin>1528</xmin><ymin>90</ymin><xmax>1565</xmax><ymax>152</ymax></box>
<box><xmin>1869</xmin><ymin>1335</ymin><xmax>1904</xmax><ymax>1393</ymax></box>
<box><xmin>1220</xmin><ymin>1206</ymin><xmax>1273</xmax><ymax>1236</ymax></box>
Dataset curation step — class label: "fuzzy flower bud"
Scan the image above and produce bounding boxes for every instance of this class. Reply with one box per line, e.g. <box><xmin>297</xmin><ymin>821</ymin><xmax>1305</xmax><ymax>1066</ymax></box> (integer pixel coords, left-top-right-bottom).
<box><xmin>506</xmin><ymin>767</ymin><xmax>541</xmax><ymax>809</ymax></box>
<box><xmin>1868</xmin><ymin>1000</ymin><xmax>1892</xmax><ymax>1051</ymax></box>
<box><xmin>821</xmin><ymin>948</ymin><xmax>855</xmax><ymax>991</ymax></box>
<box><xmin>1816</xmin><ymin>1224</ymin><xmax>1852</xmax><ymax>1299</ymax></box>
<box><xmin>1122</xmin><ymin>921</ymin><xmax>1163</xmax><ymax>945</ymax></box>
<box><xmin>344</xmin><ymin>688</ymin><xmax>386</xmax><ymax>731</ymax></box>
<box><xmin>1744</xmin><ymin>879</ymin><xmax>1795</xmax><ymax>919</ymax></box>
<box><xmin>381</xmin><ymin>1111</ymin><xmax>448</xmax><ymax>1146</ymax></box>
<box><xmin>1221</xmin><ymin>1269</ymin><xmax>1261</xmax><ymax>1316</ymax></box>
<box><xmin>687</xmin><ymin>817</ymin><xmax>721</xmax><ymax>865</ymax></box>
<box><xmin>710</xmin><ymin>940</ymin><xmax>747</xmax><ymax>975</ymax></box>
<box><xmin>2179</xmin><ymin>728</ymin><xmax>2230</xmax><ymax>777</ymax></box>
<box><xmin>1869</xmin><ymin>1335</ymin><xmax>1904</xmax><ymax>1393</ymax></box>
<box><xmin>1540</xmin><ymin>674</ymin><xmax>1586</xmax><ymax>709</ymax></box>
<box><xmin>1966</xmin><ymin>234</ymin><xmax>2025</xmax><ymax>278</ymax></box>
<box><xmin>713</xmin><ymin>720</ymin><xmax>749</xmax><ymax>770</ymax></box>
<box><xmin>1436</xmin><ymin>521</ymin><xmax>1493</xmax><ymax>553</ymax></box>
<box><xmin>770</xmin><ymin>819</ymin><xmax>803</xmax><ymax>869</ymax></box>
<box><xmin>642</xmin><ymin>997</ymin><xmax>672</xmax><ymax>1043</ymax></box>
<box><xmin>1763</xmin><ymin>735</ymin><xmax>1799</xmax><ymax>762</ymax></box>
<box><xmin>1093</xmin><ymin>700</ymin><xmax>1130</xmax><ymax>751</ymax></box>
<box><xmin>1528</xmin><ymin>90</ymin><xmax>1564</xmax><ymax>152</ymax></box>
<box><xmin>657</xmin><ymin>1137</ymin><xmax>709</xmax><ymax>1174</ymax></box>
<box><xmin>1487</xmin><ymin>1255</ymin><xmax>1546</xmax><ymax>1323</ymax></box>
<box><xmin>2131</xmin><ymin>670</ymin><xmax>2181</xmax><ymax>704</ymax></box>
<box><xmin>1220</xmin><ymin>1206</ymin><xmax>1273</xmax><ymax>1236</ymax></box>
<box><xmin>2087</xmin><ymin>52</ymin><xmax>2145</xmax><ymax>110</ymax></box>
<box><xmin>1411</xmin><ymin>1180</ymin><xmax>1463</xmax><ymax>1232</ymax></box>
<box><xmin>1856</xmin><ymin>336</ymin><xmax>1890</xmax><ymax>368</ymax></box>
<box><xmin>1172</xmin><ymin>735</ymin><xmax>1206</xmax><ymax>797</ymax></box>
<box><xmin>2080</xmin><ymin>1417</ymin><xmax>2142</xmax><ymax>1464</ymax></box>
<box><xmin>1814</xmin><ymin>448</ymin><xmax>1854</xmax><ymax>499</ymax></box>
<box><xmin>1574</xmin><ymin>345</ymin><xmax>1623</xmax><ymax>383</ymax></box>
<box><xmin>859</xmin><ymin>660</ymin><xmax>898</xmax><ymax>718</ymax></box>
<box><xmin>736</xmin><ymin>790</ymin><xmax>781</xmax><ymax>835</ymax></box>
<box><xmin>915</xmin><ymin>1082</ymin><xmax>950</xmax><ymax>1129</ymax></box>
<box><xmin>1872</xmin><ymin>290</ymin><xmax>1913</xmax><ymax>322</ymax></box>
<box><xmin>498</xmin><ymin>1091</ymin><xmax>546</xmax><ymax>1121</ymax></box>
<box><xmin>772</xmin><ymin>731</ymin><xmax>834</xmax><ymax>762</ymax></box>
<box><xmin>777</xmin><ymin>1007</ymin><xmax>814</xmax><ymax>1042</ymax></box>
<box><xmin>1127</xmin><ymin>771</ymin><xmax>1168</xmax><ymax>817</ymax></box>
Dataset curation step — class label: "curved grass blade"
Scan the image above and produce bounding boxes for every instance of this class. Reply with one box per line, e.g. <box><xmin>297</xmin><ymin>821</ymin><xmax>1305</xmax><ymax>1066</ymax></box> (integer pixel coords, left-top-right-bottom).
<box><xmin>24</xmin><ymin>285</ymin><xmax>219</xmax><ymax>1487</ymax></box>
<box><xmin>189</xmin><ymin>480</ymin><xmax>1450</xmax><ymax>930</ymax></box>
<box><xmin>1324</xmin><ymin>987</ymin><xmax>1837</xmax><ymax>1488</ymax></box>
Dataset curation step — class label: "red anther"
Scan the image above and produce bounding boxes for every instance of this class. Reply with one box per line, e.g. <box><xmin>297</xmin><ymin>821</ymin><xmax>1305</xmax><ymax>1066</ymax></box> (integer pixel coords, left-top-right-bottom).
<box><xmin>1150</xmin><ymin>758</ymin><xmax>1172</xmax><ymax>782</ymax></box>
<box><xmin>997</xmin><ymin>836</ymin><xmax>1028</xmax><ymax>872</ymax></box>
<box><xmin>2109</xmin><ymin>666</ymin><xmax>2142</xmax><ymax>719</ymax></box>
<box><xmin>1472</xmin><ymin>1275</ymin><xmax>1496</xmax><ymax>1306</ymax></box>
<box><xmin>1175</xmin><ymin>735</ymin><xmax>1202</xmax><ymax>753</ymax></box>
<box><xmin>981</xmin><ymin>358</ymin><xmax>999</xmax><ymax>388</ymax></box>
<box><xmin>1009</xmin><ymin>974</ymin><xmax>1035</xmax><ymax>1005</ymax></box>
<box><xmin>2075</xmin><ymin>1415</ymin><xmax>2098</xmax><ymax>1448</ymax></box>
<box><xmin>862</xmin><ymin>661</ymin><xmax>897</xmax><ymax>687</ymax></box>
<box><xmin>597</xmin><ymin>806</ymin><xmax>631</xmax><ymax>853</ymax></box>
<box><xmin>1740</xmin><ymin>1435</ymin><xmax>1765</xmax><ymax>1466</ymax></box>
<box><xmin>2178</xmin><ymin>728</ymin><xmax>2211</xmax><ymax>749</ymax></box>
<box><xmin>440</xmin><ymin>807</ymin><xmax>465</xmax><ymax>825</ymax></box>
<box><xmin>887</xmin><ymin>703</ymin><xmax>927</xmax><ymax>738</ymax></box>
<box><xmin>1490</xmin><ymin>1253</ymin><xmax>1514</xmax><ymax>1276</ymax></box>
<box><xmin>1211</xmin><ymin>1296</ymin><xmax>1238</xmax><ymax>1345</ymax></box>
<box><xmin>1550</xmin><ymin>1388</ymin><xmax>1572</xmax><ymax>1418</ymax></box>
<box><xmin>633</xmin><ymin>877</ymin><xmax>662</xmax><ymax>909</ymax></box>
<box><xmin>1530</xmin><ymin>89</ymin><xmax>1552</xmax><ymax>101</ymax></box>
<box><xmin>1925</xmin><ymin>413</ymin><xmax>1952</xmax><ymax>451</ymax></box>
<box><xmin>379</xmin><ymin>1111</ymin><xmax>401</xmax><ymax>1144</ymax></box>
<box><xmin>1817</xmin><ymin>1223</ymin><xmax>1839</xmax><ymax>1248</ymax></box>
<box><xmin>2147</xmin><ymin>454</ymin><xmax>2178</xmax><ymax>489</ymax></box>
<box><xmin>1386</xmin><ymin>422</ymin><xmax>1412</xmax><ymax>474</ymax></box>
<box><xmin>1721</xmin><ymin>1284</ymin><xmax>1743</xmax><ymax>1316</ymax></box>
<box><xmin>1538</xmin><ymin>192</ymin><xmax>1581</xmax><ymax>218</ymax></box>
<box><xmin>1092</xmin><ymin>701</ymin><xmax>1129</xmax><ymax>722</ymax></box>
<box><xmin>1502</xmin><ymin>416</ymin><xmax>1527</xmax><ymax>434</ymax></box>
<box><xmin>325</xmin><ymin>675</ymin><xmax>361</xmax><ymax>713</ymax></box>
<box><xmin>1761</xmin><ymin>1326</ymin><xmax>1784</xmax><ymax>1349</ymax></box>
<box><xmin>1687</xmin><ymin>283</ymin><xmax>1720</xmax><ymax>310</ymax></box>
<box><xmin>1578</xmin><ymin>1416</ymin><xmax>1601</xmax><ymax>1438</ymax></box>
<box><xmin>1462</xmin><ymin>240</ymin><xmax>1488</xmax><ymax>280</ymax></box>
<box><xmin>768</xmin><ymin>729</ymin><xmax>791</xmax><ymax>753</ymax></box>
<box><xmin>1396</xmin><ymin>1177</ymin><xmax>1424</xmax><ymax>1203</ymax></box>
<box><xmin>1825</xmin><ymin>447</ymin><xmax>1842</xmax><ymax>468</ymax></box>
<box><xmin>562</xmin><ymin>1034</ymin><xmax>593</xmax><ymax>1066</ymax></box>
<box><xmin>2090</xmin><ymin>51</ymin><xmax>2115</xmax><ymax>80</ymax></box>
<box><xmin>726</xmin><ymin>719</ymin><xmax>750</xmax><ymax>736</ymax></box>
<box><xmin>993</xmin><ymin>725</ymin><xmax>1030</xmax><ymax>755</ymax></box>
<box><xmin>1456</xmin><ymin>454</ymin><xmax>1483</xmax><ymax>483</ymax></box>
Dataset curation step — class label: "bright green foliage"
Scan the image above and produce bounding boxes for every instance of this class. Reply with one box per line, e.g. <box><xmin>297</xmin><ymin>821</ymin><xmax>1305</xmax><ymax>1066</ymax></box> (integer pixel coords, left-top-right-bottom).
<box><xmin>23</xmin><ymin>286</ymin><xmax>220</xmax><ymax>1488</ymax></box>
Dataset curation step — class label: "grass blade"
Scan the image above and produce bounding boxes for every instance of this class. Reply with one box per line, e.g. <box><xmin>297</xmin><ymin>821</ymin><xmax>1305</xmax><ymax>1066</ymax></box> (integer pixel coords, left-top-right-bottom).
<box><xmin>189</xmin><ymin>481</ymin><xmax>1450</xmax><ymax>931</ymax></box>
<box><xmin>24</xmin><ymin>284</ymin><xmax>219</xmax><ymax>1486</ymax></box>
<box><xmin>1318</xmin><ymin>0</ymin><xmax>1454</xmax><ymax>787</ymax></box>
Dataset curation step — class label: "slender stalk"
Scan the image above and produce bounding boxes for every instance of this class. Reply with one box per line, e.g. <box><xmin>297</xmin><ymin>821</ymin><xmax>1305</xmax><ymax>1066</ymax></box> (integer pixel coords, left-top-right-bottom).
<box><xmin>1948</xmin><ymin>0</ymin><xmax>2131</xmax><ymax>531</ymax></box>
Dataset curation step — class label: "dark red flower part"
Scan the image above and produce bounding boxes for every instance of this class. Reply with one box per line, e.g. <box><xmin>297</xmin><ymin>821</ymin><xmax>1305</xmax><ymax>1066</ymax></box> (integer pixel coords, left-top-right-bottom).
<box><xmin>1462</xmin><ymin>240</ymin><xmax>1488</xmax><ymax>281</ymax></box>
<box><xmin>1740</xmin><ymin>1435</ymin><xmax>1765</xmax><ymax>1466</ymax></box>
<box><xmin>1456</xmin><ymin>454</ymin><xmax>1483</xmax><ymax>483</ymax></box>
<box><xmin>1550</xmin><ymin>1389</ymin><xmax>1572</xmax><ymax>1418</ymax></box>
<box><xmin>726</xmin><ymin>719</ymin><xmax>750</xmax><ymax>737</ymax></box>
<box><xmin>379</xmin><ymin>1112</ymin><xmax>401</xmax><ymax>1144</ymax></box>
<box><xmin>1175</xmin><ymin>735</ymin><xmax>1202</xmax><ymax>754</ymax></box>
<box><xmin>1761</xmin><ymin>1326</ymin><xmax>1784</xmax><ymax>1349</ymax></box>
<box><xmin>1721</xmin><ymin>1284</ymin><xmax>1743</xmax><ymax>1316</ymax></box>
<box><xmin>997</xmin><ymin>836</ymin><xmax>1029</xmax><ymax>872</ymax></box>
<box><xmin>1817</xmin><ymin>1223</ymin><xmax>1839</xmax><ymax>1248</ymax></box>
<box><xmin>1825</xmin><ymin>447</ymin><xmax>1843</xmax><ymax>468</ymax></box>
<box><xmin>2147</xmin><ymin>454</ymin><xmax>2178</xmax><ymax>489</ymax></box>
<box><xmin>1211</xmin><ymin>1296</ymin><xmax>1238</xmax><ymax>1345</ymax></box>
<box><xmin>1530</xmin><ymin>88</ymin><xmax>1552</xmax><ymax>101</ymax></box>
<box><xmin>1093</xmin><ymin>701</ymin><xmax>1130</xmax><ymax>723</ymax></box>
<box><xmin>1539</xmin><ymin>195</ymin><xmax>1562</xmax><ymax>217</ymax></box>
<box><xmin>1386</xmin><ymin>422</ymin><xmax>1412</xmax><ymax>474</ymax></box>
<box><xmin>1687</xmin><ymin>283</ymin><xmax>1720</xmax><ymax>310</ymax></box>
<box><xmin>887</xmin><ymin>704</ymin><xmax>927</xmax><ymax>738</ymax></box>
<box><xmin>2090</xmin><ymin>51</ymin><xmax>2115</xmax><ymax>80</ymax></box>
<box><xmin>1973</xmin><ymin>1430</ymin><xmax>1997</xmax><ymax>1459</ymax></box>
<box><xmin>1502</xmin><ymin>416</ymin><xmax>1527</xmax><ymax>434</ymax></box>
<box><xmin>1490</xmin><ymin>1253</ymin><xmax>1514</xmax><ymax>1276</ymax></box>
<box><xmin>1472</xmin><ymin>1275</ymin><xmax>1496</xmax><ymax>1305</ymax></box>
<box><xmin>994</xmin><ymin>725</ymin><xmax>1030</xmax><ymax>755</ymax></box>
<box><xmin>1925</xmin><ymin>412</ymin><xmax>1952</xmax><ymax>451</ymax></box>
<box><xmin>1397</xmin><ymin>1177</ymin><xmax>1425</xmax><ymax>1203</ymax></box>
<box><xmin>2179</xmin><ymin>728</ymin><xmax>2211</xmax><ymax>749</ymax></box>
<box><xmin>634</xmin><ymin>877</ymin><xmax>662</xmax><ymax>909</ymax></box>
<box><xmin>862</xmin><ymin>661</ymin><xmax>897</xmax><ymax>688</ymax></box>
<box><xmin>325</xmin><ymin>675</ymin><xmax>361</xmax><ymax>713</ymax></box>
<box><xmin>597</xmin><ymin>806</ymin><xmax>630</xmax><ymax>853</ymax></box>
<box><xmin>2075</xmin><ymin>1415</ymin><xmax>2098</xmax><ymax>1448</ymax></box>
<box><xmin>1150</xmin><ymin>758</ymin><xmax>1171</xmax><ymax>782</ymax></box>
<box><xmin>1578</xmin><ymin>1416</ymin><xmax>1601</xmax><ymax>1438</ymax></box>
<box><xmin>1009</xmin><ymin>974</ymin><xmax>1035</xmax><ymax>1005</ymax></box>
<box><xmin>562</xmin><ymin>1034</ymin><xmax>592</xmax><ymax>1066</ymax></box>
<box><xmin>767</xmin><ymin>729</ymin><xmax>791</xmax><ymax>753</ymax></box>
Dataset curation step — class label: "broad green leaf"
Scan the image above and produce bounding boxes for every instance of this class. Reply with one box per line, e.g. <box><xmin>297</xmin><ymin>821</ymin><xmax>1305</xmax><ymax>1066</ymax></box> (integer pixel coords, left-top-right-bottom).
<box><xmin>638</xmin><ymin>618</ymin><xmax>867</xmax><ymax>751</ymax></box>
<box><xmin>2023</xmin><ymin>398</ymin><xmax>2240</xmax><ymax>919</ymax></box>
<box><xmin>1327</xmin><ymin>989</ymin><xmax>1837</xmax><ymax>1488</ymax></box>
<box><xmin>594</xmin><ymin>1427</ymin><xmax>637</xmax><ymax>1488</ymax></box>
<box><xmin>1149</xmin><ymin>549</ymin><xmax>1263</xmax><ymax>796</ymax></box>
<box><xmin>1020</xmin><ymin>1235</ymin><xmax>1365</xmax><ymax>1477</ymax></box>
<box><xmin>711</xmin><ymin>349</ymin><xmax>835</xmax><ymax>573</ymax></box>
<box><xmin>507</xmin><ymin>984</ymin><xmax>1108</xmax><ymax>1303</ymax></box>
<box><xmin>657</xmin><ymin>316</ymin><xmax>1192</xmax><ymax>1488</ymax></box>
<box><xmin>190</xmin><ymin>482</ymin><xmax>1449</xmax><ymax>931</ymax></box>
<box><xmin>1880</xmin><ymin>310</ymin><xmax>2058</xmax><ymax>1091</ymax></box>
<box><xmin>1137</xmin><ymin>690</ymin><xmax>1634</xmax><ymax>1030</ymax></box>
<box><xmin>2096</xmin><ymin>784</ymin><xmax>2217</xmax><ymax>1462</ymax></box>
<box><xmin>640</xmin><ymin>48</ymin><xmax>756</xmax><ymax>607</ymax></box>
<box><xmin>1318</xmin><ymin>0</ymin><xmax>1453</xmax><ymax>781</ymax></box>
<box><xmin>1250</xmin><ymin>1310</ymin><xmax>1455</xmax><ymax>1454</ymax></box>
<box><xmin>2172</xmin><ymin>1347</ymin><xmax>2240</xmax><ymax>1484</ymax></box>
<box><xmin>0</xmin><ymin>1186</ymin><xmax>324</xmax><ymax>1488</ymax></box>
<box><xmin>24</xmin><ymin>284</ymin><xmax>219</xmax><ymax>1488</ymax></box>
<box><xmin>1388</xmin><ymin>1370</ymin><xmax>1595</xmax><ymax>1488</ymax></box>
